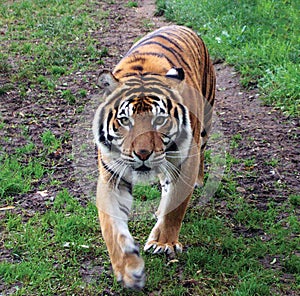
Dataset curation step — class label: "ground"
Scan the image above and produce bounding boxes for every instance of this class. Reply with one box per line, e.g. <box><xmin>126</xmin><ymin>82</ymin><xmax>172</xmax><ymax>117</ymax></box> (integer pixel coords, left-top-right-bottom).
<box><xmin>0</xmin><ymin>0</ymin><xmax>299</xmax><ymax>294</ymax></box>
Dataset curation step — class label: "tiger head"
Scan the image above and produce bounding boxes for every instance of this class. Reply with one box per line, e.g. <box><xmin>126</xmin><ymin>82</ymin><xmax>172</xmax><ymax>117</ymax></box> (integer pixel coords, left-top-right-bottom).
<box><xmin>93</xmin><ymin>69</ymin><xmax>198</xmax><ymax>184</ymax></box>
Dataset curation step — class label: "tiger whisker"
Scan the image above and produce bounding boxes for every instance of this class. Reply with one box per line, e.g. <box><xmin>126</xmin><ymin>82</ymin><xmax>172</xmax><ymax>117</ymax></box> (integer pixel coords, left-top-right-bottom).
<box><xmin>115</xmin><ymin>163</ymin><xmax>130</xmax><ymax>190</ymax></box>
<box><xmin>165</xmin><ymin>152</ymin><xmax>201</xmax><ymax>159</ymax></box>
<box><xmin>103</xmin><ymin>159</ymin><xmax>127</xmax><ymax>185</ymax></box>
<box><xmin>164</xmin><ymin>161</ymin><xmax>195</xmax><ymax>189</ymax></box>
<box><xmin>158</xmin><ymin>164</ymin><xmax>174</xmax><ymax>184</ymax></box>
<box><xmin>165</xmin><ymin>144</ymin><xmax>200</xmax><ymax>154</ymax></box>
<box><xmin>162</xmin><ymin>162</ymin><xmax>179</xmax><ymax>183</ymax></box>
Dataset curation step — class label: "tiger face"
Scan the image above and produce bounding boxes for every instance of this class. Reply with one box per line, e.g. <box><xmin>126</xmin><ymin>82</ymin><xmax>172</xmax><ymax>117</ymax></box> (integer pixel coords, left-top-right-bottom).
<box><xmin>93</xmin><ymin>72</ymin><xmax>193</xmax><ymax>184</ymax></box>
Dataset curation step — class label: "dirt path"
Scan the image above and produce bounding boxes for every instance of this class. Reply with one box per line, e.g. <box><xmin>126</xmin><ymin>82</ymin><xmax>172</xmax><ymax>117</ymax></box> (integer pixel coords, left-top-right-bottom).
<box><xmin>216</xmin><ymin>64</ymin><xmax>299</xmax><ymax>200</ymax></box>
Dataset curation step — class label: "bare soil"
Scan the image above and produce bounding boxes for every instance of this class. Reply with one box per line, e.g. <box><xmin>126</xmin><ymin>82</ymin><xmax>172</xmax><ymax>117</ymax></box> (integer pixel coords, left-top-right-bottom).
<box><xmin>0</xmin><ymin>0</ymin><xmax>299</xmax><ymax>294</ymax></box>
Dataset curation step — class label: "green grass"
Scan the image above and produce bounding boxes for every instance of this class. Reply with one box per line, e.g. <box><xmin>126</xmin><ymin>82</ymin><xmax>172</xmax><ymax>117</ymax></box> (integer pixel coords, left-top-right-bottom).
<box><xmin>125</xmin><ymin>1</ymin><xmax>138</xmax><ymax>8</ymax></box>
<box><xmin>2</xmin><ymin>182</ymin><xmax>299</xmax><ymax>295</ymax></box>
<box><xmin>0</xmin><ymin>155</ymin><xmax>42</xmax><ymax>197</ymax></box>
<box><xmin>1</xmin><ymin>191</ymin><xmax>102</xmax><ymax>295</ymax></box>
<box><xmin>157</xmin><ymin>0</ymin><xmax>300</xmax><ymax>117</ymax></box>
<box><xmin>0</xmin><ymin>0</ymin><xmax>108</xmax><ymax>92</ymax></box>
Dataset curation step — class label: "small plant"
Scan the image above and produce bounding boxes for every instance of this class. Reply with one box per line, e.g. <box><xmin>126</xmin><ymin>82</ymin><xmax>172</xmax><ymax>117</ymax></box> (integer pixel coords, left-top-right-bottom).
<box><xmin>230</xmin><ymin>133</ymin><xmax>242</xmax><ymax>149</ymax></box>
<box><xmin>142</xmin><ymin>19</ymin><xmax>154</xmax><ymax>30</ymax></box>
<box><xmin>100</xmin><ymin>46</ymin><xmax>109</xmax><ymax>57</ymax></box>
<box><xmin>155</xmin><ymin>0</ymin><xmax>166</xmax><ymax>16</ymax></box>
<box><xmin>0</xmin><ymin>83</ymin><xmax>14</xmax><ymax>96</ymax></box>
<box><xmin>0</xmin><ymin>55</ymin><xmax>12</xmax><ymax>74</ymax></box>
<box><xmin>61</xmin><ymin>89</ymin><xmax>76</xmax><ymax>104</ymax></box>
<box><xmin>244</xmin><ymin>157</ymin><xmax>256</xmax><ymax>168</ymax></box>
<box><xmin>41</xmin><ymin>130</ymin><xmax>61</xmax><ymax>152</ymax></box>
<box><xmin>264</xmin><ymin>158</ymin><xmax>279</xmax><ymax>167</ymax></box>
<box><xmin>77</xmin><ymin>89</ymin><xmax>87</xmax><ymax>98</ymax></box>
<box><xmin>125</xmin><ymin>1</ymin><xmax>138</xmax><ymax>8</ymax></box>
<box><xmin>289</xmin><ymin>194</ymin><xmax>300</xmax><ymax>207</ymax></box>
<box><xmin>50</xmin><ymin>65</ymin><xmax>66</xmax><ymax>76</ymax></box>
<box><xmin>15</xmin><ymin>142</ymin><xmax>35</xmax><ymax>154</ymax></box>
<box><xmin>133</xmin><ymin>184</ymin><xmax>160</xmax><ymax>201</ymax></box>
<box><xmin>0</xmin><ymin>155</ymin><xmax>45</xmax><ymax>198</ymax></box>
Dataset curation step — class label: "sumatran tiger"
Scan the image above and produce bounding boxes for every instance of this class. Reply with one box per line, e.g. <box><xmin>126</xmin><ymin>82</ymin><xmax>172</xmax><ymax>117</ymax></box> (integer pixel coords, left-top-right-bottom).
<box><xmin>92</xmin><ymin>25</ymin><xmax>215</xmax><ymax>289</ymax></box>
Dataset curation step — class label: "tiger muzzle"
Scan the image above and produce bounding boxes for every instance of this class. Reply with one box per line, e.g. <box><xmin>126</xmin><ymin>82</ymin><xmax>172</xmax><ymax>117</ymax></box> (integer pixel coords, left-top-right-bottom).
<box><xmin>130</xmin><ymin>131</ymin><xmax>164</xmax><ymax>172</ymax></box>
<box><xmin>134</xmin><ymin>149</ymin><xmax>152</xmax><ymax>161</ymax></box>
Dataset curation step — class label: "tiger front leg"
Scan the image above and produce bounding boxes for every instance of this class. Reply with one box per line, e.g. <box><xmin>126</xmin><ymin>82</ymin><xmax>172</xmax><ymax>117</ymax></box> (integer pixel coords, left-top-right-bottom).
<box><xmin>96</xmin><ymin>180</ymin><xmax>146</xmax><ymax>289</ymax></box>
<box><xmin>144</xmin><ymin>181</ymin><xmax>194</xmax><ymax>256</ymax></box>
<box><xmin>144</xmin><ymin>158</ymin><xmax>198</xmax><ymax>256</ymax></box>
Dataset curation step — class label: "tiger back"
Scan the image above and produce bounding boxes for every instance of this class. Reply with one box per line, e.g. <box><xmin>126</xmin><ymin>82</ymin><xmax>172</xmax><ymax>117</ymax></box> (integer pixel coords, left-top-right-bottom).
<box><xmin>114</xmin><ymin>25</ymin><xmax>215</xmax><ymax>139</ymax></box>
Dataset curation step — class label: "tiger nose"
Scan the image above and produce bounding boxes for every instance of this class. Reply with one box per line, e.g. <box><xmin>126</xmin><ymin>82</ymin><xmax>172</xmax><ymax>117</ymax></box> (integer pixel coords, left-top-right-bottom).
<box><xmin>134</xmin><ymin>149</ymin><xmax>152</xmax><ymax>161</ymax></box>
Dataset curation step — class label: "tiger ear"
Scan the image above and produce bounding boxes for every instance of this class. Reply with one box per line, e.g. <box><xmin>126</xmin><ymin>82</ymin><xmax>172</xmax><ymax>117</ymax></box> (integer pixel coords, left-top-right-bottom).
<box><xmin>166</xmin><ymin>67</ymin><xmax>185</xmax><ymax>81</ymax></box>
<box><xmin>97</xmin><ymin>69</ymin><xmax>120</xmax><ymax>95</ymax></box>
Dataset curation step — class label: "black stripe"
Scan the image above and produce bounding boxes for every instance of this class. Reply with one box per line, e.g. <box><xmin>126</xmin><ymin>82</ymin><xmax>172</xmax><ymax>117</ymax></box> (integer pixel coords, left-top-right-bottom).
<box><xmin>152</xmin><ymin>34</ymin><xmax>184</xmax><ymax>52</ymax></box>
<box><xmin>126</xmin><ymin>32</ymin><xmax>184</xmax><ymax>55</ymax></box>
<box><xmin>130</xmin><ymin>52</ymin><xmax>175</xmax><ymax>68</ymax></box>
<box><xmin>123</xmin><ymin>77</ymin><xmax>143</xmax><ymax>85</ymax></box>
<box><xmin>123</xmin><ymin>87</ymin><xmax>145</xmax><ymax>98</ymax></box>
<box><xmin>201</xmin><ymin>142</ymin><xmax>207</xmax><ymax>150</ymax></box>
<box><xmin>177</xmin><ymin>103</ymin><xmax>187</xmax><ymax>126</ymax></box>
<box><xmin>118</xmin><ymin>201</ymin><xmax>130</xmax><ymax>216</ymax></box>
<box><xmin>122</xmin><ymin>180</ymin><xmax>132</xmax><ymax>195</ymax></box>
<box><xmin>165</xmin><ymin>140</ymin><xmax>178</xmax><ymax>152</ymax></box>
<box><xmin>166</xmin><ymin>30</ymin><xmax>199</xmax><ymax>71</ymax></box>
<box><xmin>147</xmin><ymin>95</ymin><xmax>160</xmax><ymax>101</ymax></box>
<box><xmin>122</xmin><ymin>72</ymin><xmax>140</xmax><ymax>78</ymax></box>
<box><xmin>166</xmin><ymin>98</ymin><xmax>173</xmax><ymax>112</ymax></box>
<box><xmin>127</xmin><ymin>56</ymin><xmax>146</xmax><ymax>64</ymax></box>
<box><xmin>137</xmin><ymin>41</ymin><xmax>192</xmax><ymax>72</ymax></box>
<box><xmin>173</xmin><ymin>107</ymin><xmax>179</xmax><ymax>120</ymax></box>
<box><xmin>114</xmin><ymin>69</ymin><xmax>122</xmax><ymax>75</ymax></box>
<box><xmin>119</xmin><ymin>207</ymin><xmax>129</xmax><ymax>216</ymax></box>
<box><xmin>131</xmin><ymin>65</ymin><xmax>143</xmax><ymax>71</ymax></box>
<box><xmin>106</xmin><ymin>109</ymin><xmax>113</xmax><ymax>138</ymax></box>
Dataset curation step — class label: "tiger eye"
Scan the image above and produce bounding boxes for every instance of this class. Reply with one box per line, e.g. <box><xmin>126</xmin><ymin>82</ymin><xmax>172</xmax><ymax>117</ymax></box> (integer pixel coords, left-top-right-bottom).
<box><xmin>154</xmin><ymin>116</ymin><xmax>166</xmax><ymax>126</ymax></box>
<box><xmin>119</xmin><ymin>117</ymin><xmax>130</xmax><ymax>126</ymax></box>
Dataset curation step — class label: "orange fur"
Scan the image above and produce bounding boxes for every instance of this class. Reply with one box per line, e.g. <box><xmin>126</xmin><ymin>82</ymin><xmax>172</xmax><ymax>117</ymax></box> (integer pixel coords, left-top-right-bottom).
<box><xmin>93</xmin><ymin>25</ymin><xmax>216</xmax><ymax>289</ymax></box>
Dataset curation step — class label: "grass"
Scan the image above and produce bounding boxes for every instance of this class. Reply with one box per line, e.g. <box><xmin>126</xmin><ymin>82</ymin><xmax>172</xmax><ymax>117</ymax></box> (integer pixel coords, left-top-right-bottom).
<box><xmin>1</xmin><ymin>183</ymin><xmax>299</xmax><ymax>295</ymax></box>
<box><xmin>157</xmin><ymin>0</ymin><xmax>300</xmax><ymax>117</ymax></box>
<box><xmin>125</xmin><ymin>1</ymin><xmax>138</xmax><ymax>8</ymax></box>
<box><xmin>0</xmin><ymin>0</ymin><xmax>108</xmax><ymax>94</ymax></box>
<box><xmin>0</xmin><ymin>0</ymin><xmax>299</xmax><ymax>295</ymax></box>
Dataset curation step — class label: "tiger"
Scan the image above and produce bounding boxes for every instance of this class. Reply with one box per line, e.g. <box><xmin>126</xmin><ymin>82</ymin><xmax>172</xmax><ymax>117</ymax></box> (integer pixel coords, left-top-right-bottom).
<box><xmin>92</xmin><ymin>25</ymin><xmax>215</xmax><ymax>289</ymax></box>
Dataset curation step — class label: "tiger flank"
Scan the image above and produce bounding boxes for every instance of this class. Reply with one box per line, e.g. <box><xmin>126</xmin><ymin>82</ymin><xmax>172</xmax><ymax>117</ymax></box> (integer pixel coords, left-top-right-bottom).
<box><xmin>93</xmin><ymin>25</ymin><xmax>215</xmax><ymax>289</ymax></box>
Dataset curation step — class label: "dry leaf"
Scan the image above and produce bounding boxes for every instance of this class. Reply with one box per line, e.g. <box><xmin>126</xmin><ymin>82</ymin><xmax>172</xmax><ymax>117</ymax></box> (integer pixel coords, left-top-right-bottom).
<box><xmin>0</xmin><ymin>206</ymin><xmax>15</xmax><ymax>211</ymax></box>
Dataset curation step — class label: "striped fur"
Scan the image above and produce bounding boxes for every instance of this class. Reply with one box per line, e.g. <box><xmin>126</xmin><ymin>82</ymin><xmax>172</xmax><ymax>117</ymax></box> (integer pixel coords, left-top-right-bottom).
<box><xmin>93</xmin><ymin>25</ymin><xmax>215</xmax><ymax>289</ymax></box>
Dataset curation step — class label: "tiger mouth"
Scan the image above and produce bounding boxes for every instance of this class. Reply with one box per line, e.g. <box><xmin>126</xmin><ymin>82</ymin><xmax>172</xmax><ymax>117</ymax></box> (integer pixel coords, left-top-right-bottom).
<box><xmin>134</xmin><ymin>164</ymin><xmax>151</xmax><ymax>172</ymax></box>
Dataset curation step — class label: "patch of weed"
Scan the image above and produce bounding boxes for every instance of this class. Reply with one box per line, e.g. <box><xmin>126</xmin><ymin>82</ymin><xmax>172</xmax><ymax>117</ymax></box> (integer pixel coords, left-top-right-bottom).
<box><xmin>0</xmin><ymin>155</ymin><xmax>45</xmax><ymax>198</ymax></box>
<box><xmin>41</xmin><ymin>130</ymin><xmax>61</xmax><ymax>152</ymax></box>
<box><xmin>289</xmin><ymin>194</ymin><xmax>300</xmax><ymax>207</ymax></box>
<box><xmin>125</xmin><ymin>1</ymin><xmax>138</xmax><ymax>8</ymax></box>
<box><xmin>0</xmin><ymin>190</ymin><xmax>101</xmax><ymax>295</ymax></box>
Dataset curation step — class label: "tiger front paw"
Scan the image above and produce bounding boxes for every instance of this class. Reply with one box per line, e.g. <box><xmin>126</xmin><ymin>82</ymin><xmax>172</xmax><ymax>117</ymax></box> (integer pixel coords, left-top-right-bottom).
<box><xmin>144</xmin><ymin>240</ymin><xmax>182</xmax><ymax>255</ymax></box>
<box><xmin>143</xmin><ymin>222</ymin><xmax>183</xmax><ymax>256</ymax></box>
<box><xmin>114</xmin><ymin>253</ymin><xmax>146</xmax><ymax>289</ymax></box>
<box><xmin>112</xmin><ymin>235</ymin><xmax>146</xmax><ymax>289</ymax></box>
